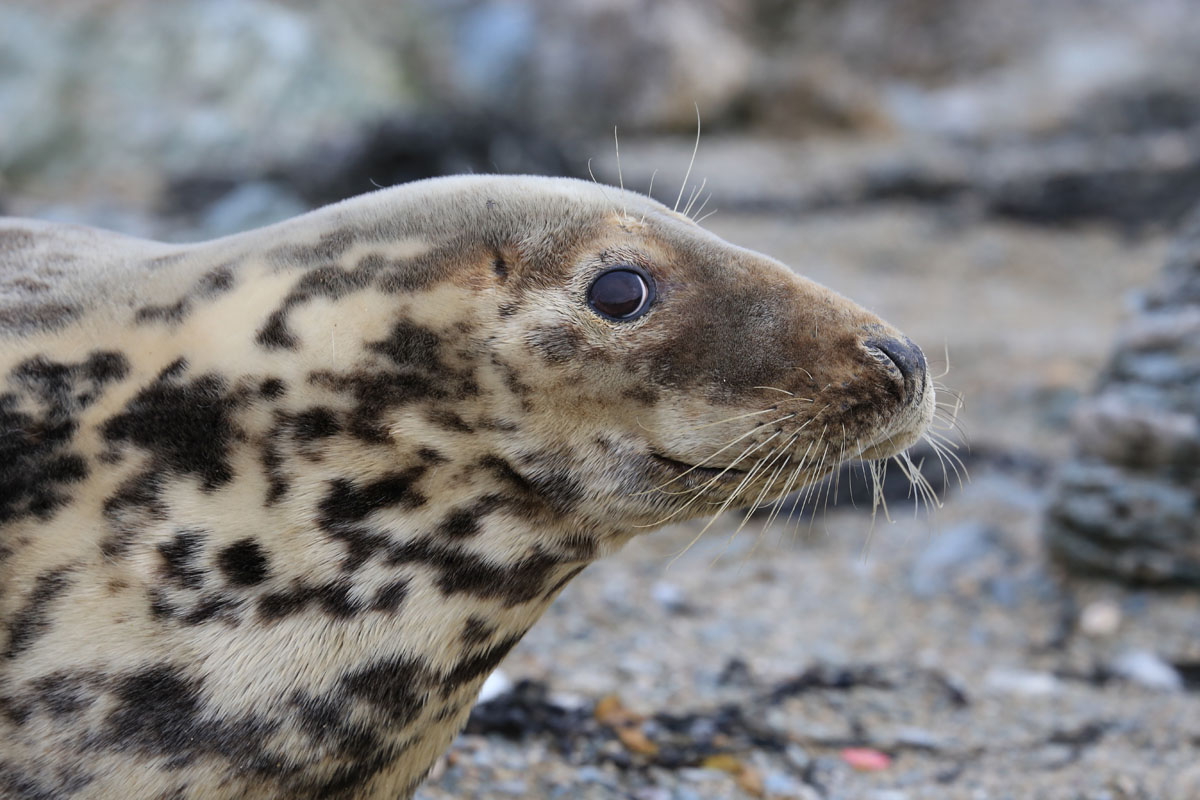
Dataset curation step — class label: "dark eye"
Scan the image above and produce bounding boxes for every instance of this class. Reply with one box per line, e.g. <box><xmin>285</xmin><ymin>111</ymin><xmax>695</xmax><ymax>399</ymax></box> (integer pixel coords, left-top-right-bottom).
<box><xmin>587</xmin><ymin>266</ymin><xmax>655</xmax><ymax>321</ymax></box>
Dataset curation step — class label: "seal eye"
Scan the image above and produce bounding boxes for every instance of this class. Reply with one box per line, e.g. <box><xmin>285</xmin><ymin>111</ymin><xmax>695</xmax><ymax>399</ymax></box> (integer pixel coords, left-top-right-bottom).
<box><xmin>587</xmin><ymin>267</ymin><xmax>655</xmax><ymax>321</ymax></box>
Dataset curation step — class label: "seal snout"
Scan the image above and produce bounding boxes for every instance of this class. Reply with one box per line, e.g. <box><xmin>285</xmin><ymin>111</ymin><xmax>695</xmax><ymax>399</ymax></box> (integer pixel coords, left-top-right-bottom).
<box><xmin>864</xmin><ymin>335</ymin><xmax>927</xmax><ymax>403</ymax></box>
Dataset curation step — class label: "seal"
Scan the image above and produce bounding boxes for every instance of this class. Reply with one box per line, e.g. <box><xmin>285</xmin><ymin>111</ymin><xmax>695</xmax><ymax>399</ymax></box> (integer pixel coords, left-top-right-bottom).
<box><xmin>0</xmin><ymin>175</ymin><xmax>934</xmax><ymax>799</ymax></box>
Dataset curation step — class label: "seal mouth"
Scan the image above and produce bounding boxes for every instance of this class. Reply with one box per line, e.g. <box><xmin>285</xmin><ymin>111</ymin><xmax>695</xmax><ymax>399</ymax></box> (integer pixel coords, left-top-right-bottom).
<box><xmin>650</xmin><ymin>452</ymin><xmax>750</xmax><ymax>480</ymax></box>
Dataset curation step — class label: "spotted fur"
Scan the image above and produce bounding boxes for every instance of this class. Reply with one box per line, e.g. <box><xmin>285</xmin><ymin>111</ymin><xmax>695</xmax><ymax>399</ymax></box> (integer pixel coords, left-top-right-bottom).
<box><xmin>0</xmin><ymin>176</ymin><xmax>933</xmax><ymax>799</ymax></box>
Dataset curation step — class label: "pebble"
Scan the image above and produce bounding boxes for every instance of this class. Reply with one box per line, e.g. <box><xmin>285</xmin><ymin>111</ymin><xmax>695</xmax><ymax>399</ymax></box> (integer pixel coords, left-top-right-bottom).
<box><xmin>652</xmin><ymin>581</ymin><xmax>689</xmax><ymax>613</ymax></box>
<box><xmin>840</xmin><ymin>747</ymin><xmax>892</xmax><ymax>771</ymax></box>
<box><xmin>1110</xmin><ymin>650</ymin><xmax>1183</xmax><ymax>691</ymax></box>
<box><xmin>477</xmin><ymin>669</ymin><xmax>513</xmax><ymax>703</ymax></box>
<box><xmin>1079</xmin><ymin>600</ymin><xmax>1122</xmax><ymax>637</ymax></box>
<box><xmin>983</xmin><ymin>667</ymin><xmax>1061</xmax><ymax>696</ymax></box>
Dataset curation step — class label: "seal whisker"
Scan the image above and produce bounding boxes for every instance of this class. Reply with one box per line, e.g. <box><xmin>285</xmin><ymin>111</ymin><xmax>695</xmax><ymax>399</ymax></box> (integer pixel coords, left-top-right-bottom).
<box><xmin>726</xmin><ymin>434</ymin><xmax>800</xmax><ymax>545</ymax></box>
<box><xmin>751</xmin><ymin>385</ymin><xmax>795</xmax><ymax>396</ymax></box>
<box><xmin>639</xmin><ymin>168</ymin><xmax>659</xmax><ymax>224</ymax></box>
<box><xmin>761</xmin><ymin>440</ymin><xmax>814</xmax><ymax>532</ymax></box>
<box><xmin>724</xmin><ymin>441</ymin><xmax>800</xmax><ymax>568</ymax></box>
<box><xmin>638</xmin><ymin>429</ymin><xmax>785</xmax><ymax>522</ymax></box>
<box><xmin>683</xmin><ymin>177</ymin><xmax>708</xmax><ymax>218</ymax></box>
<box><xmin>674</xmin><ymin>102</ymin><xmax>702</xmax><ymax>213</ymax></box>
<box><xmin>641</xmin><ymin>412</ymin><xmax>797</xmax><ymax>494</ymax></box>
<box><xmin>685</xmin><ymin>406</ymin><xmax>778</xmax><ymax>432</ymax></box>
<box><xmin>613</xmin><ymin>125</ymin><xmax>627</xmax><ymax>221</ymax></box>
<box><xmin>649</xmin><ymin>434</ymin><xmax>768</xmax><ymax>498</ymax></box>
<box><xmin>931</xmin><ymin>340</ymin><xmax>953</xmax><ymax>381</ymax></box>
<box><xmin>666</xmin><ymin>441</ymin><xmax>780</xmax><ymax>566</ymax></box>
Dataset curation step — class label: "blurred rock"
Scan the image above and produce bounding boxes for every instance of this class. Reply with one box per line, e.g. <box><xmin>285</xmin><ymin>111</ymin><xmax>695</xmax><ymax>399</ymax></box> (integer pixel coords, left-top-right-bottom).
<box><xmin>0</xmin><ymin>0</ymin><xmax>408</xmax><ymax>201</ymax></box>
<box><xmin>908</xmin><ymin>522</ymin><xmax>1006</xmax><ymax>598</ymax></box>
<box><xmin>983</xmin><ymin>668</ymin><xmax>1061</xmax><ymax>696</ymax></box>
<box><xmin>1110</xmin><ymin>650</ymin><xmax>1184</xmax><ymax>692</ymax></box>
<box><xmin>1045</xmin><ymin>207</ymin><xmax>1200</xmax><ymax>586</ymax></box>
<box><xmin>195</xmin><ymin>181</ymin><xmax>308</xmax><ymax>239</ymax></box>
<box><xmin>413</xmin><ymin>0</ymin><xmax>754</xmax><ymax>134</ymax></box>
<box><xmin>165</xmin><ymin>110</ymin><xmax>582</xmax><ymax>225</ymax></box>
<box><xmin>1078</xmin><ymin>600</ymin><xmax>1122</xmax><ymax>637</ymax></box>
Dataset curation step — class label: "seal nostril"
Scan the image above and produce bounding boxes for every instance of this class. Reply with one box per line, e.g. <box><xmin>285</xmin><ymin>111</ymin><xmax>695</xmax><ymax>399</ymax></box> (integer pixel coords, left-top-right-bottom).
<box><xmin>865</xmin><ymin>336</ymin><xmax>927</xmax><ymax>397</ymax></box>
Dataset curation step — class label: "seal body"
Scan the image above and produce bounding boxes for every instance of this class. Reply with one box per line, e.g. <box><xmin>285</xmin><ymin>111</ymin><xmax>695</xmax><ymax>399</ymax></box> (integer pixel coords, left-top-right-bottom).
<box><xmin>0</xmin><ymin>176</ymin><xmax>934</xmax><ymax>798</ymax></box>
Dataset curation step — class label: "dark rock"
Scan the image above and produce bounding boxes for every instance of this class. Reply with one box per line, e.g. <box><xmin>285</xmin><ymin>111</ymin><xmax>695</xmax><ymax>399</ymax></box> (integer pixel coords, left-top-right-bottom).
<box><xmin>1045</xmin><ymin>206</ymin><xmax>1200</xmax><ymax>586</ymax></box>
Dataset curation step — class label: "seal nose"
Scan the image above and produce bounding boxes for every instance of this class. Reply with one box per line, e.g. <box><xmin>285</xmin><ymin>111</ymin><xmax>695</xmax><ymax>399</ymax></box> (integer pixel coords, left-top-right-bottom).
<box><xmin>865</xmin><ymin>336</ymin><xmax>927</xmax><ymax>401</ymax></box>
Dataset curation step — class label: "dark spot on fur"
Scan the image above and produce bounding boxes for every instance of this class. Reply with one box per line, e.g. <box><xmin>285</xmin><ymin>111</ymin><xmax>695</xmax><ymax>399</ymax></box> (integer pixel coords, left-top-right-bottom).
<box><xmin>417</xmin><ymin>446</ymin><xmax>447</xmax><ymax>464</ymax></box>
<box><xmin>146</xmin><ymin>252</ymin><xmax>186</xmax><ymax>270</ymax></box>
<box><xmin>32</xmin><ymin>671</ymin><xmax>97</xmax><ymax>717</ymax></box>
<box><xmin>5</xmin><ymin>567</ymin><xmax>73</xmax><ymax>658</ymax></box>
<box><xmin>218</xmin><ymin>538</ymin><xmax>270</xmax><ymax>586</ymax></box>
<box><xmin>623</xmin><ymin>385</ymin><xmax>659</xmax><ymax>404</ymax></box>
<box><xmin>0</xmin><ymin>693</ymin><xmax>32</xmax><ymax>726</ymax></box>
<box><xmin>260</xmin><ymin>377</ymin><xmax>287</xmax><ymax>398</ymax></box>
<box><xmin>134</xmin><ymin>299</ymin><xmax>188</xmax><ymax>325</ymax></box>
<box><xmin>257</xmin><ymin>249</ymin><xmax>386</xmax><ymax>350</ymax></box>
<box><xmin>461</xmin><ymin>616</ymin><xmax>496</xmax><ymax>646</ymax></box>
<box><xmin>497</xmin><ymin>302</ymin><xmax>518</xmax><ymax>318</ymax></box>
<box><xmin>256</xmin><ymin>312</ymin><xmax>298</xmax><ymax>349</ymax></box>
<box><xmin>293</xmin><ymin>407</ymin><xmax>341</xmax><ymax>440</ymax></box>
<box><xmin>429</xmin><ymin>408</ymin><xmax>473</xmax><ymax>433</ymax></box>
<box><xmin>260</xmin><ymin>419</ymin><xmax>289</xmax><ymax>505</ymax></box>
<box><xmin>0</xmin><ymin>302</ymin><xmax>81</xmax><ymax>333</ymax></box>
<box><xmin>307</xmin><ymin>320</ymin><xmax>479</xmax><ymax>440</ymax></box>
<box><xmin>104</xmin><ymin>665</ymin><xmax>201</xmax><ymax>755</ymax></box>
<box><xmin>368</xmin><ymin>321</ymin><xmax>441</xmax><ymax>370</ymax></box>
<box><xmin>492</xmin><ymin>253</ymin><xmax>509</xmax><ymax>280</ymax></box>
<box><xmin>436</xmin><ymin>495</ymin><xmax>504</xmax><ymax>539</ymax></box>
<box><xmin>272</xmin><ymin>228</ymin><xmax>356</xmax><ymax>266</ymax></box>
<box><xmin>441</xmin><ymin>633</ymin><xmax>523</xmax><ymax>695</ymax></box>
<box><xmin>317</xmin><ymin>469</ymin><xmax>428</xmax><ymax>569</ymax></box>
<box><xmin>291</xmin><ymin>690</ymin><xmax>379</xmax><ymax>758</ymax></box>
<box><xmin>132</xmin><ymin>265</ymin><xmax>236</xmax><ymax>327</ymax></box>
<box><xmin>528</xmin><ymin>325</ymin><xmax>582</xmax><ymax>364</ymax></box>
<box><xmin>101</xmin><ymin>471</ymin><xmax>165</xmax><ymax>557</ymax></box>
<box><xmin>258</xmin><ymin>580</ymin><xmax>362</xmax><ymax>621</ymax></box>
<box><xmin>1</xmin><ymin>352</ymin><xmax>128</xmax><ymax>524</ymax></box>
<box><xmin>100</xmin><ymin>663</ymin><xmax>280</xmax><ymax>771</ymax></box>
<box><xmin>387</xmin><ymin>539</ymin><xmax>577</xmax><ymax>606</ymax></box>
<box><xmin>158</xmin><ymin>530</ymin><xmax>206</xmax><ymax>590</ymax></box>
<box><xmin>341</xmin><ymin>655</ymin><xmax>432</xmax><ymax>726</ymax></box>
<box><xmin>371</xmin><ymin>579</ymin><xmax>409</xmax><ymax>612</ymax></box>
<box><xmin>102</xmin><ymin>361</ymin><xmax>243</xmax><ymax>490</ymax></box>
<box><xmin>199</xmin><ymin>265</ymin><xmax>235</xmax><ymax>295</ymax></box>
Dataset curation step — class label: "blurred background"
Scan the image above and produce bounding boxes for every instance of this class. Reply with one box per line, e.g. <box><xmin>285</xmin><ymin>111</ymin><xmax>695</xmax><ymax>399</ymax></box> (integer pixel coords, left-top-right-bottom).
<box><xmin>3</xmin><ymin>1</ymin><xmax>1199</xmax><ymax>797</ymax></box>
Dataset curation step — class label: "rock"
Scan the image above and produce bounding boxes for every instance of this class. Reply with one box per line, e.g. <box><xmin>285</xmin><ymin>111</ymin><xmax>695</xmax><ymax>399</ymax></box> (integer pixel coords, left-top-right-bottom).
<box><xmin>1110</xmin><ymin>650</ymin><xmax>1184</xmax><ymax>692</ymax></box>
<box><xmin>0</xmin><ymin>0</ymin><xmax>407</xmax><ymax>199</ymax></box>
<box><xmin>651</xmin><ymin>581</ymin><xmax>689</xmax><ymax>615</ymax></box>
<box><xmin>1045</xmin><ymin>206</ymin><xmax>1200</xmax><ymax>586</ymax></box>
<box><xmin>1078</xmin><ymin>600</ymin><xmax>1122</xmax><ymax>637</ymax></box>
<box><xmin>195</xmin><ymin>181</ymin><xmax>307</xmax><ymax>239</ymax></box>
<box><xmin>908</xmin><ymin>522</ymin><xmax>1007</xmax><ymax>598</ymax></box>
<box><xmin>983</xmin><ymin>668</ymin><xmax>1061</xmax><ymax>696</ymax></box>
<box><xmin>409</xmin><ymin>0</ymin><xmax>753</xmax><ymax>134</ymax></box>
<box><xmin>478</xmin><ymin>669</ymin><xmax>514</xmax><ymax>704</ymax></box>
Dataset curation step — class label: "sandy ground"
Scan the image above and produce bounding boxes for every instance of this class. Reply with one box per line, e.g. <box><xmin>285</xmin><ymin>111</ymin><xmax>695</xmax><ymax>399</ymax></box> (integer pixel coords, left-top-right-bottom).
<box><xmin>417</xmin><ymin>190</ymin><xmax>1200</xmax><ymax>798</ymax></box>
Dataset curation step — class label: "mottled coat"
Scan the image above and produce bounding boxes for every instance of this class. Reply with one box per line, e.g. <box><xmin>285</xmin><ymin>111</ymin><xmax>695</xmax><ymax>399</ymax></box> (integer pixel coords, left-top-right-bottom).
<box><xmin>0</xmin><ymin>176</ymin><xmax>933</xmax><ymax>798</ymax></box>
